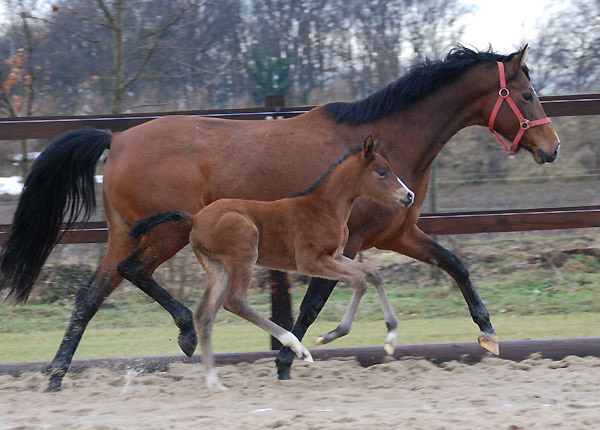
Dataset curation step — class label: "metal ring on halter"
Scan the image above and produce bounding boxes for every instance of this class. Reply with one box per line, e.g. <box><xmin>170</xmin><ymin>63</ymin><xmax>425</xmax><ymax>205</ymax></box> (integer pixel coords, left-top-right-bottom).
<box><xmin>520</xmin><ymin>119</ymin><xmax>530</xmax><ymax>129</ymax></box>
<box><xmin>499</xmin><ymin>88</ymin><xmax>509</xmax><ymax>97</ymax></box>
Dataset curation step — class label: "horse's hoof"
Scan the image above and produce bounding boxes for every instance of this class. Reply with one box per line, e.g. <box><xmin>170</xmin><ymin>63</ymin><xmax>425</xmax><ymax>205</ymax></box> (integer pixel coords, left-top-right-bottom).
<box><xmin>45</xmin><ymin>378</ymin><xmax>62</xmax><ymax>393</ymax></box>
<box><xmin>478</xmin><ymin>332</ymin><xmax>500</xmax><ymax>356</ymax></box>
<box><xmin>178</xmin><ymin>329</ymin><xmax>198</xmax><ymax>357</ymax></box>
<box><xmin>315</xmin><ymin>335</ymin><xmax>325</xmax><ymax>345</ymax></box>
<box><xmin>275</xmin><ymin>358</ymin><xmax>292</xmax><ymax>380</ymax></box>
<box><xmin>278</xmin><ymin>368</ymin><xmax>291</xmax><ymax>380</ymax></box>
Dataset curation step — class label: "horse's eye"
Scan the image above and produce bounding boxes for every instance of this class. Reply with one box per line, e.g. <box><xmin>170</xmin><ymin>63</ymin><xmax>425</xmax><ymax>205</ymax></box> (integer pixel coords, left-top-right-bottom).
<box><xmin>376</xmin><ymin>168</ymin><xmax>387</xmax><ymax>178</ymax></box>
<box><xmin>523</xmin><ymin>92</ymin><xmax>533</xmax><ymax>102</ymax></box>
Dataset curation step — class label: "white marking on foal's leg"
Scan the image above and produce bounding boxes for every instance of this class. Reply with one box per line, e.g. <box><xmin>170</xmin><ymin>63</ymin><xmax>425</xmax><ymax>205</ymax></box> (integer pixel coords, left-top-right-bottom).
<box><xmin>384</xmin><ymin>329</ymin><xmax>397</xmax><ymax>355</ymax></box>
<box><xmin>280</xmin><ymin>332</ymin><xmax>313</xmax><ymax>362</ymax></box>
<box><xmin>205</xmin><ymin>368</ymin><xmax>227</xmax><ymax>391</ymax></box>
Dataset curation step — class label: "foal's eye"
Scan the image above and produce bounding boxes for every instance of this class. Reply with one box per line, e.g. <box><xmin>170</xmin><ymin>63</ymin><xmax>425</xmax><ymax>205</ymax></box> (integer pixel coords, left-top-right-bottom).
<box><xmin>376</xmin><ymin>168</ymin><xmax>387</xmax><ymax>178</ymax></box>
<box><xmin>523</xmin><ymin>92</ymin><xmax>533</xmax><ymax>102</ymax></box>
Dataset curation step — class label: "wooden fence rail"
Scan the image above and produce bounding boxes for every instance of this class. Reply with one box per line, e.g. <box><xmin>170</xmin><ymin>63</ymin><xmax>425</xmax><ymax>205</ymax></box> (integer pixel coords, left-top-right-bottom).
<box><xmin>0</xmin><ymin>94</ymin><xmax>599</xmax><ymax>140</ymax></box>
<box><xmin>1</xmin><ymin>205</ymin><xmax>599</xmax><ymax>245</ymax></box>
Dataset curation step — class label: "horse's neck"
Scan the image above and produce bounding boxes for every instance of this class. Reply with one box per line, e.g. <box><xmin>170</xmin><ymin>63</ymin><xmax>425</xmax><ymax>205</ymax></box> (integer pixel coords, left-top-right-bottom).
<box><xmin>381</xmin><ymin>67</ymin><xmax>489</xmax><ymax>177</ymax></box>
<box><xmin>310</xmin><ymin>156</ymin><xmax>363</xmax><ymax>222</ymax></box>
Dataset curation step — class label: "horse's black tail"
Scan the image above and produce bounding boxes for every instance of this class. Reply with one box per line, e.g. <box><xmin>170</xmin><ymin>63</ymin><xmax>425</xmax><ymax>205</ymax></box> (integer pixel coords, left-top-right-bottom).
<box><xmin>128</xmin><ymin>211</ymin><xmax>191</xmax><ymax>241</ymax></box>
<box><xmin>0</xmin><ymin>128</ymin><xmax>112</xmax><ymax>304</ymax></box>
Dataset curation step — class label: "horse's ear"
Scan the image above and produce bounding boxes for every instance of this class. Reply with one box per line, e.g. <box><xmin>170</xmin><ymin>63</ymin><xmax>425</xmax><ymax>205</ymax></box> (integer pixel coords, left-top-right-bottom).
<box><xmin>363</xmin><ymin>135</ymin><xmax>375</xmax><ymax>160</ymax></box>
<box><xmin>507</xmin><ymin>44</ymin><xmax>529</xmax><ymax>77</ymax></box>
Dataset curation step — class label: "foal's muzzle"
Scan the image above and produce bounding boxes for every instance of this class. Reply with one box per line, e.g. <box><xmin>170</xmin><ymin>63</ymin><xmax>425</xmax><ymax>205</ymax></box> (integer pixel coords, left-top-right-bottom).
<box><xmin>400</xmin><ymin>190</ymin><xmax>415</xmax><ymax>208</ymax></box>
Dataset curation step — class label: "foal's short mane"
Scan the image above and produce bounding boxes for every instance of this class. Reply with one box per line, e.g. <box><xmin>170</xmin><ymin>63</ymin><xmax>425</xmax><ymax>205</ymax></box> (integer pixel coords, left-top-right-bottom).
<box><xmin>287</xmin><ymin>145</ymin><xmax>362</xmax><ymax>198</ymax></box>
<box><xmin>324</xmin><ymin>46</ymin><xmax>530</xmax><ymax>125</ymax></box>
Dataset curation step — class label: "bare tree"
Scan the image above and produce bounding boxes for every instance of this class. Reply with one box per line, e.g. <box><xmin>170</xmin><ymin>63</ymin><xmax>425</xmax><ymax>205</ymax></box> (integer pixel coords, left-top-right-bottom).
<box><xmin>34</xmin><ymin>0</ymin><xmax>209</xmax><ymax>113</ymax></box>
<box><xmin>0</xmin><ymin>1</ymin><xmax>52</xmax><ymax>177</ymax></box>
<box><xmin>530</xmin><ymin>0</ymin><xmax>600</xmax><ymax>93</ymax></box>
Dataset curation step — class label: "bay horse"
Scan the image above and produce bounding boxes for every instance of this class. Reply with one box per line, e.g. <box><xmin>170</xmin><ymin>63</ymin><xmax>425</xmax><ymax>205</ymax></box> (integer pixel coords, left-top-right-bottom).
<box><xmin>0</xmin><ymin>46</ymin><xmax>559</xmax><ymax>392</ymax></box>
<box><xmin>128</xmin><ymin>136</ymin><xmax>414</xmax><ymax>389</ymax></box>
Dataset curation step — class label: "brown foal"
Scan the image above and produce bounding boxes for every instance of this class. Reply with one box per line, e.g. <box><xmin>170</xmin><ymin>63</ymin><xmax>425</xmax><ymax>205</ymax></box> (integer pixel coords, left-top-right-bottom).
<box><xmin>130</xmin><ymin>136</ymin><xmax>414</xmax><ymax>389</ymax></box>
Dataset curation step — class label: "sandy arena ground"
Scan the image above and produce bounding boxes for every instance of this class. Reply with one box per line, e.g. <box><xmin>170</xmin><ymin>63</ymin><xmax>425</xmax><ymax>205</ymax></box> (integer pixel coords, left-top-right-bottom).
<box><xmin>1</xmin><ymin>355</ymin><xmax>599</xmax><ymax>430</ymax></box>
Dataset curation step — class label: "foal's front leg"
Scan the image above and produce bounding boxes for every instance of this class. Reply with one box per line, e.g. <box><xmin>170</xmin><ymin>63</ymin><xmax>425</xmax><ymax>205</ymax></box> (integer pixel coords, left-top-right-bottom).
<box><xmin>312</xmin><ymin>256</ymin><xmax>398</xmax><ymax>354</ymax></box>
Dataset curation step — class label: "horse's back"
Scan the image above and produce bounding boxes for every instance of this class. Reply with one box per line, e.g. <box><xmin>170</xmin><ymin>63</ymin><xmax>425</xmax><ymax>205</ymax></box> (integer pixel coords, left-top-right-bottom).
<box><xmin>102</xmin><ymin>111</ymin><xmax>353</xmax><ymax>225</ymax></box>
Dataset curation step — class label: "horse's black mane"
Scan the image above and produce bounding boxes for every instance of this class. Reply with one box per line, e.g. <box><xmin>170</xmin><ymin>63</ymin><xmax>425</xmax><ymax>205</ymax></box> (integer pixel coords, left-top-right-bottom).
<box><xmin>324</xmin><ymin>46</ymin><xmax>530</xmax><ymax>125</ymax></box>
<box><xmin>287</xmin><ymin>145</ymin><xmax>363</xmax><ymax>198</ymax></box>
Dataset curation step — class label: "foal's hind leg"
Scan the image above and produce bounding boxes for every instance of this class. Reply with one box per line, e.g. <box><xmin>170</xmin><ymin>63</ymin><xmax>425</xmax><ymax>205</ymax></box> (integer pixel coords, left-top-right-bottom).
<box><xmin>193</xmin><ymin>256</ymin><xmax>229</xmax><ymax>390</ymax></box>
<box><xmin>117</xmin><ymin>223</ymin><xmax>196</xmax><ymax>357</ymax></box>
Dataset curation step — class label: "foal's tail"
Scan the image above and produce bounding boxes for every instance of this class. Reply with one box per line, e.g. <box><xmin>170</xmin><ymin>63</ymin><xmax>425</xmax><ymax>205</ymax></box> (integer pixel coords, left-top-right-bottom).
<box><xmin>128</xmin><ymin>211</ymin><xmax>192</xmax><ymax>241</ymax></box>
<box><xmin>0</xmin><ymin>128</ymin><xmax>111</xmax><ymax>304</ymax></box>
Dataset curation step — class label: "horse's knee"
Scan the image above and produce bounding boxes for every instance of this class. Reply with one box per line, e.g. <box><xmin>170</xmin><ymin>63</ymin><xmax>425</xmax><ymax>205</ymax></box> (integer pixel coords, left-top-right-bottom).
<box><xmin>117</xmin><ymin>250</ymin><xmax>144</xmax><ymax>280</ymax></box>
<box><xmin>434</xmin><ymin>245</ymin><xmax>470</xmax><ymax>282</ymax></box>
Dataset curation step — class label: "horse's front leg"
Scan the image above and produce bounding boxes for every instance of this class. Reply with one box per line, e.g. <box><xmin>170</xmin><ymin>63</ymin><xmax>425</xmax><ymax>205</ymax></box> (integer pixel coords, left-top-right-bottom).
<box><xmin>275</xmin><ymin>276</ymin><xmax>338</xmax><ymax>379</ymax></box>
<box><xmin>379</xmin><ymin>225</ymin><xmax>499</xmax><ymax>355</ymax></box>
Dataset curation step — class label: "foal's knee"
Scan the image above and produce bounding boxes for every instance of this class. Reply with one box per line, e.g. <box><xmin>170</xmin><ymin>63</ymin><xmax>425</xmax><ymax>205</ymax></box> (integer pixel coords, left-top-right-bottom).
<box><xmin>223</xmin><ymin>295</ymin><xmax>246</xmax><ymax>315</ymax></box>
<box><xmin>366</xmin><ymin>269</ymin><xmax>383</xmax><ymax>286</ymax></box>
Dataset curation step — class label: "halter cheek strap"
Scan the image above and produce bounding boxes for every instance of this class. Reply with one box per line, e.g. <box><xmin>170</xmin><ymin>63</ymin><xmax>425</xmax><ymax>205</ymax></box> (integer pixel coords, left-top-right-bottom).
<box><xmin>488</xmin><ymin>61</ymin><xmax>552</xmax><ymax>157</ymax></box>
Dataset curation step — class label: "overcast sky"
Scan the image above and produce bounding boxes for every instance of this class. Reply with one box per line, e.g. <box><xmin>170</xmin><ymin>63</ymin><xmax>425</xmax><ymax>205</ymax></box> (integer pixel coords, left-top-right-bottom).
<box><xmin>459</xmin><ymin>0</ymin><xmax>570</xmax><ymax>53</ymax></box>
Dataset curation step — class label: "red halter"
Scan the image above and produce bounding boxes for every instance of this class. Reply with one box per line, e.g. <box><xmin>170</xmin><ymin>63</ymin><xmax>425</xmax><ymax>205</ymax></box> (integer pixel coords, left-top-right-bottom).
<box><xmin>488</xmin><ymin>61</ymin><xmax>552</xmax><ymax>156</ymax></box>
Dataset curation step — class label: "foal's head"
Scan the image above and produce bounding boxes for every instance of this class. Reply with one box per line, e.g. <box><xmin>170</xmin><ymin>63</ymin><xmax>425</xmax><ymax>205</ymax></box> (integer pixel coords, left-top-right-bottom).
<box><xmin>360</xmin><ymin>136</ymin><xmax>414</xmax><ymax>208</ymax></box>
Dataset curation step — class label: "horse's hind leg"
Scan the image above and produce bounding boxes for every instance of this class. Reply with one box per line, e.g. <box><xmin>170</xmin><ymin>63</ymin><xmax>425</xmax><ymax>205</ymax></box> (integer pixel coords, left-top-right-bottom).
<box><xmin>117</xmin><ymin>224</ymin><xmax>196</xmax><ymax>357</ymax></box>
<box><xmin>46</xmin><ymin>230</ymin><xmax>135</xmax><ymax>392</ymax></box>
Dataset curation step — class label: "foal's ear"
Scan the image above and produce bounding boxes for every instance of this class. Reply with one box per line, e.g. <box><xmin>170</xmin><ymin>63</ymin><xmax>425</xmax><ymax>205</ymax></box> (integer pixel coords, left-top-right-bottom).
<box><xmin>363</xmin><ymin>135</ymin><xmax>375</xmax><ymax>160</ymax></box>
<box><xmin>374</xmin><ymin>137</ymin><xmax>382</xmax><ymax>153</ymax></box>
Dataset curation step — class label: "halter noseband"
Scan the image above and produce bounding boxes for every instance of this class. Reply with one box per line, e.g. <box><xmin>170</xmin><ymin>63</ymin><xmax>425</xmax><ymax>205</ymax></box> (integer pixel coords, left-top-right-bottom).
<box><xmin>488</xmin><ymin>61</ymin><xmax>552</xmax><ymax>157</ymax></box>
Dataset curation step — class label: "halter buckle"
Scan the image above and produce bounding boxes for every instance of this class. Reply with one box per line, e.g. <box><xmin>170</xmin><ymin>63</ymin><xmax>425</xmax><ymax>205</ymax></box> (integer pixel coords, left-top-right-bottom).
<box><xmin>520</xmin><ymin>119</ymin><xmax>530</xmax><ymax>129</ymax></box>
<box><xmin>499</xmin><ymin>88</ymin><xmax>509</xmax><ymax>98</ymax></box>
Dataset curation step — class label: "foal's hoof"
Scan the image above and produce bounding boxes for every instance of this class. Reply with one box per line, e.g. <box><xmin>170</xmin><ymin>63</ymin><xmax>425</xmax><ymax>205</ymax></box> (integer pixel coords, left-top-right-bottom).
<box><xmin>478</xmin><ymin>332</ymin><xmax>500</xmax><ymax>356</ymax></box>
<box><xmin>315</xmin><ymin>335</ymin><xmax>325</xmax><ymax>346</ymax></box>
<box><xmin>301</xmin><ymin>350</ymin><xmax>314</xmax><ymax>363</ymax></box>
<box><xmin>178</xmin><ymin>329</ymin><xmax>198</xmax><ymax>357</ymax></box>
<box><xmin>384</xmin><ymin>341</ymin><xmax>395</xmax><ymax>356</ymax></box>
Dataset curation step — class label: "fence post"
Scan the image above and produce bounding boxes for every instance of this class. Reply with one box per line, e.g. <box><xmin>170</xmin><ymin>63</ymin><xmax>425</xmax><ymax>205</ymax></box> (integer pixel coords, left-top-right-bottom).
<box><xmin>264</xmin><ymin>94</ymin><xmax>293</xmax><ymax>350</ymax></box>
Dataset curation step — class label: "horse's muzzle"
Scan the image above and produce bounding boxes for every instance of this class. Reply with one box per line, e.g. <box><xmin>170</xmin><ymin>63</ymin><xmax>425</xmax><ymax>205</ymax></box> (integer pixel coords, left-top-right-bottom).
<box><xmin>537</xmin><ymin>147</ymin><xmax>558</xmax><ymax>164</ymax></box>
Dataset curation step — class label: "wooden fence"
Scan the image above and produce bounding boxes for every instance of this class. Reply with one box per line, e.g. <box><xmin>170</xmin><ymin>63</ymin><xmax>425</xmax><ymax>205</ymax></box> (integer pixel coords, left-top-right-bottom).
<box><xmin>0</xmin><ymin>94</ymin><xmax>599</xmax><ymax>349</ymax></box>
